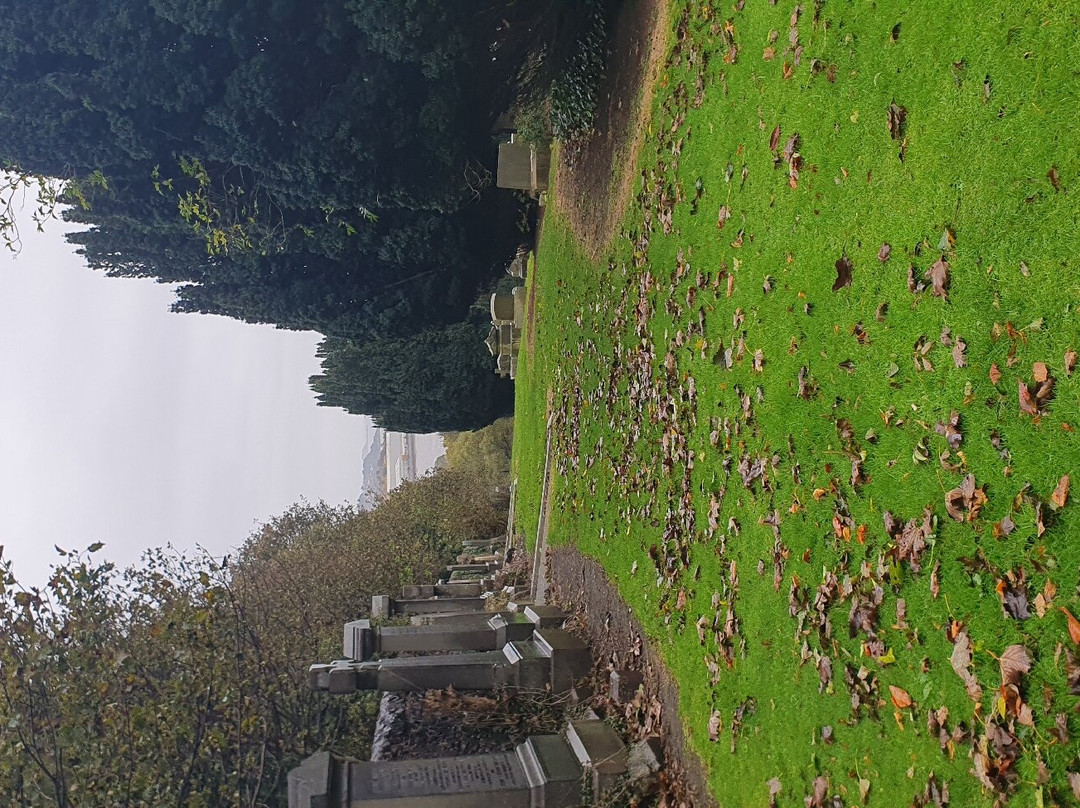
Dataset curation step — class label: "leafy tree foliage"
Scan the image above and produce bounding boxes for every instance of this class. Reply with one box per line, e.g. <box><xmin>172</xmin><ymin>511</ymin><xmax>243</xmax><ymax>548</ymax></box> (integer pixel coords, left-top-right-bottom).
<box><xmin>0</xmin><ymin>0</ymin><xmax>599</xmax><ymax>430</ymax></box>
<box><xmin>0</xmin><ymin>468</ymin><xmax>505</xmax><ymax>806</ymax></box>
<box><xmin>443</xmin><ymin>417</ymin><xmax>515</xmax><ymax>492</ymax></box>
<box><xmin>310</xmin><ymin>316</ymin><xmax>515</xmax><ymax>433</ymax></box>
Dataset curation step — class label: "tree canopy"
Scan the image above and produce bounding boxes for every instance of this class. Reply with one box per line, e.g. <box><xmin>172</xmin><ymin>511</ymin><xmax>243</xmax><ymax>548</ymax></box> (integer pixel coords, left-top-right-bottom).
<box><xmin>0</xmin><ymin>468</ymin><xmax>506</xmax><ymax>806</ymax></box>
<box><xmin>0</xmin><ymin>0</ymin><xmax>601</xmax><ymax>430</ymax></box>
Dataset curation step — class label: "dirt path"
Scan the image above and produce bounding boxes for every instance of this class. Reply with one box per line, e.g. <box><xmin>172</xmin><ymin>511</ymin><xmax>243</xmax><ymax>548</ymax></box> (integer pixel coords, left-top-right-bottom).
<box><xmin>549</xmin><ymin>548</ymin><xmax>717</xmax><ymax>808</ymax></box>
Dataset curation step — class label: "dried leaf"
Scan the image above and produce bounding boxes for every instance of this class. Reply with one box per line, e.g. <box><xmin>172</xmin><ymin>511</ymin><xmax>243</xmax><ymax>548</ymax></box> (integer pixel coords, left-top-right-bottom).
<box><xmin>952</xmin><ymin>336</ymin><xmax>967</xmax><ymax>368</ymax></box>
<box><xmin>890</xmin><ymin>685</ymin><xmax>913</xmax><ymax>708</ymax></box>
<box><xmin>1062</xmin><ymin>607</ymin><xmax>1080</xmax><ymax>645</ymax></box>
<box><xmin>1065</xmin><ymin>349</ymin><xmax>1078</xmax><ymax>376</ymax></box>
<box><xmin>1069</xmin><ymin>771</ymin><xmax>1080</xmax><ymax>800</ymax></box>
<box><xmin>998</xmin><ymin>645</ymin><xmax>1031</xmax><ymax>686</ymax></box>
<box><xmin>887</xmin><ymin>102</ymin><xmax>907</xmax><ymax>140</ymax></box>
<box><xmin>950</xmin><ymin>630</ymin><xmax>982</xmax><ymax>701</ymax></box>
<box><xmin>708</xmin><ymin>709</ymin><xmax>723</xmax><ymax>741</ymax></box>
<box><xmin>925</xmin><ymin>258</ymin><xmax>950</xmax><ymax>299</ymax></box>
<box><xmin>1033</xmin><ymin>361</ymin><xmax>1049</xmax><ymax>383</ymax></box>
<box><xmin>1051</xmin><ymin>475</ymin><xmax>1069</xmax><ymax>509</ymax></box>
<box><xmin>769</xmin><ymin>124</ymin><xmax>781</xmax><ymax>151</ymax></box>
<box><xmin>1018</xmin><ymin>380</ymin><xmax>1039</xmax><ymax>416</ymax></box>
<box><xmin>1048</xmin><ymin>165</ymin><xmax>1062</xmax><ymax>191</ymax></box>
<box><xmin>989</xmin><ymin>363</ymin><xmax>1002</xmax><ymax>384</ymax></box>
<box><xmin>878</xmin><ymin>242</ymin><xmax>892</xmax><ymax>262</ymax></box>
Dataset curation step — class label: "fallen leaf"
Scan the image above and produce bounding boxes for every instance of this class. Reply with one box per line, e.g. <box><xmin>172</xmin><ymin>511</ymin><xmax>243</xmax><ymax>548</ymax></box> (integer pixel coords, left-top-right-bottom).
<box><xmin>950</xmin><ymin>630</ymin><xmax>982</xmax><ymax>701</ymax></box>
<box><xmin>1069</xmin><ymin>771</ymin><xmax>1080</xmax><ymax>800</ymax></box>
<box><xmin>998</xmin><ymin>644</ymin><xmax>1031</xmax><ymax>686</ymax></box>
<box><xmin>767</xmin><ymin>777</ymin><xmax>783</xmax><ymax>808</ymax></box>
<box><xmin>1033</xmin><ymin>361</ymin><xmax>1049</xmax><ymax>383</ymax></box>
<box><xmin>1048</xmin><ymin>165</ymin><xmax>1062</xmax><ymax>191</ymax></box>
<box><xmin>952</xmin><ymin>336</ymin><xmax>967</xmax><ymax>368</ymax></box>
<box><xmin>1062</xmin><ymin>607</ymin><xmax>1080</xmax><ymax>645</ymax></box>
<box><xmin>832</xmin><ymin>255</ymin><xmax>853</xmax><ymax>291</ymax></box>
<box><xmin>878</xmin><ymin>243</ymin><xmax>892</xmax><ymax>262</ymax></box>
<box><xmin>887</xmin><ymin>102</ymin><xmax>907</xmax><ymax>140</ymax></box>
<box><xmin>890</xmin><ymin>685</ymin><xmax>913</xmax><ymax>708</ymax></box>
<box><xmin>717</xmin><ymin>205</ymin><xmax>731</xmax><ymax>229</ymax></box>
<box><xmin>989</xmin><ymin>363</ymin><xmax>1002</xmax><ymax>384</ymax></box>
<box><xmin>769</xmin><ymin>124</ymin><xmax>781</xmax><ymax>151</ymax></box>
<box><xmin>708</xmin><ymin>709</ymin><xmax>723</xmax><ymax>741</ymax></box>
<box><xmin>1051</xmin><ymin>474</ymin><xmax>1069</xmax><ymax>509</ymax></box>
<box><xmin>926</xmin><ymin>257</ymin><xmax>950</xmax><ymax>299</ymax></box>
<box><xmin>1066</xmin><ymin>349</ymin><xmax>1078</xmax><ymax>376</ymax></box>
<box><xmin>1018</xmin><ymin>379</ymin><xmax>1039</xmax><ymax>416</ymax></box>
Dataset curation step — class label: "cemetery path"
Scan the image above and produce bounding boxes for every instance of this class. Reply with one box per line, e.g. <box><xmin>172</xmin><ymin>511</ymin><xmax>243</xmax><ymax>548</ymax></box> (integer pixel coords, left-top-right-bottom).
<box><xmin>548</xmin><ymin>547</ymin><xmax>718</xmax><ymax>808</ymax></box>
<box><xmin>554</xmin><ymin>0</ymin><xmax>670</xmax><ymax>260</ymax></box>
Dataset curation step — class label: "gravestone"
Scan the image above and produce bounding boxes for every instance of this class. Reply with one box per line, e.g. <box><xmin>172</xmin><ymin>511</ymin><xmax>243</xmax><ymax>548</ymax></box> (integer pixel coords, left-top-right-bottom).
<box><xmin>311</xmin><ymin>627</ymin><xmax>589</xmax><ymax>695</ymax></box>
<box><xmin>400</xmin><ymin>581</ymin><xmax>488</xmax><ymax>599</ymax></box>
<box><xmin>491</xmin><ymin>292</ymin><xmax>516</xmax><ymax>324</ymax></box>
<box><xmin>343</xmin><ymin>613</ymin><xmax>536</xmax><ymax>661</ymax></box>
<box><xmin>371</xmin><ymin>595</ymin><xmax>488</xmax><ymax>620</ymax></box>
<box><xmin>289</xmin><ymin>730</ymin><xmax>592</xmax><ymax>808</ymax></box>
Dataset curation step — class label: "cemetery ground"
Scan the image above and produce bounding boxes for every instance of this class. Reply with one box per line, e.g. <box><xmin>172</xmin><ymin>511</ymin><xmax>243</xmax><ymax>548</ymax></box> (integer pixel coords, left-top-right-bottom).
<box><xmin>512</xmin><ymin>0</ymin><xmax>1080</xmax><ymax>806</ymax></box>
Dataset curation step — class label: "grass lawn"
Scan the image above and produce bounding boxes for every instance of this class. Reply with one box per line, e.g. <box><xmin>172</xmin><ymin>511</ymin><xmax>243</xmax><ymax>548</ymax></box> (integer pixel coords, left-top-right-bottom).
<box><xmin>513</xmin><ymin>0</ymin><xmax>1080</xmax><ymax>805</ymax></box>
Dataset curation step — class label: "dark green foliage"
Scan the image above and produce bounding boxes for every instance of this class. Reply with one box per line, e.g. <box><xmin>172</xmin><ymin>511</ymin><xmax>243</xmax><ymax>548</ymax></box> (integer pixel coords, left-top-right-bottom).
<box><xmin>0</xmin><ymin>0</ymin><xmax>587</xmax><ymax>429</ymax></box>
<box><xmin>309</xmin><ymin>314</ymin><xmax>514</xmax><ymax>433</ymax></box>
<box><xmin>549</xmin><ymin>0</ymin><xmax>608</xmax><ymax>141</ymax></box>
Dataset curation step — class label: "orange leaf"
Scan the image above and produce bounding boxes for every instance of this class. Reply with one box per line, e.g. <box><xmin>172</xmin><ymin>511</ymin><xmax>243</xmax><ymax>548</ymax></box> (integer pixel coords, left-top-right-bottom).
<box><xmin>1062</xmin><ymin>607</ymin><xmax>1080</xmax><ymax>644</ymax></box>
<box><xmin>1033</xmin><ymin>361</ymin><xmax>1049</xmax><ymax>383</ymax></box>
<box><xmin>889</xmin><ymin>685</ymin><xmax>913</xmax><ymax>708</ymax></box>
<box><xmin>1052</xmin><ymin>475</ymin><xmax>1070</xmax><ymax>509</ymax></box>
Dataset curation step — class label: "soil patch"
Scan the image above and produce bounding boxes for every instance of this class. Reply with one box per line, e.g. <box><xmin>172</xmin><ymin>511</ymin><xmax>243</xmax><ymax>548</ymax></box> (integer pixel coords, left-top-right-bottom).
<box><xmin>554</xmin><ymin>0</ymin><xmax>669</xmax><ymax>260</ymax></box>
<box><xmin>549</xmin><ymin>546</ymin><xmax>717</xmax><ymax>808</ymax></box>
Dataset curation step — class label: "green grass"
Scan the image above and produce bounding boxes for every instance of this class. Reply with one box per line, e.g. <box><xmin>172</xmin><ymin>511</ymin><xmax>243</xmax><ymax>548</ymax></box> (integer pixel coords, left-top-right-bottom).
<box><xmin>514</xmin><ymin>0</ymin><xmax>1080</xmax><ymax>805</ymax></box>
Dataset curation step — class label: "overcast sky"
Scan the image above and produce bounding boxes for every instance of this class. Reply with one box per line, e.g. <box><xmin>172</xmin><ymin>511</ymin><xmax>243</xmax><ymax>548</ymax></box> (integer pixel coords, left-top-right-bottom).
<box><xmin>0</xmin><ymin>218</ymin><xmax>379</xmax><ymax>588</ymax></box>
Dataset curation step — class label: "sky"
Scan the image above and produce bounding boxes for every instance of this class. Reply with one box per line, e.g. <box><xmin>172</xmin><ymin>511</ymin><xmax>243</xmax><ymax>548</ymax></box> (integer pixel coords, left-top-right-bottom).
<box><xmin>0</xmin><ymin>217</ymin><xmax>384</xmax><ymax>588</ymax></box>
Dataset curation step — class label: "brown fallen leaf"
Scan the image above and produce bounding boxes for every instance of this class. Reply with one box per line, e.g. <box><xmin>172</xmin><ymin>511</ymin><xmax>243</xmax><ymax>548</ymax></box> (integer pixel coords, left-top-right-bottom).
<box><xmin>925</xmin><ymin>257</ymin><xmax>950</xmax><ymax>299</ymax></box>
<box><xmin>889</xmin><ymin>684</ymin><xmax>913</xmax><ymax>708</ymax></box>
<box><xmin>767</xmin><ymin>777</ymin><xmax>782</xmax><ymax>808</ymax></box>
<box><xmin>950</xmin><ymin>630</ymin><xmax>982</xmax><ymax>701</ymax></box>
<box><xmin>1018</xmin><ymin>379</ymin><xmax>1039</xmax><ymax>416</ymax></box>
<box><xmin>887</xmin><ymin>102</ymin><xmax>907</xmax><ymax>140</ymax></box>
<box><xmin>717</xmin><ymin>204</ymin><xmax>731</xmax><ymax>229</ymax></box>
<box><xmin>998</xmin><ymin>644</ymin><xmax>1031</xmax><ymax>686</ymax></box>
<box><xmin>1033</xmin><ymin>361</ymin><xmax>1049</xmax><ymax>383</ymax></box>
<box><xmin>708</xmin><ymin>709</ymin><xmax>723</xmax><ymax>741</ymax></box>
<box><xmin>1066</xmin><ymin>349</ymin><xmax>1078</xmax><ymax>376</ymax></box>
<box><xmin>1051</xmin><ymin>474</ymin><xmax>1069</xmax><ymax>509</ymax></box>
<box><xmin>952</xmin><ymin>335</ymin><xmax>967</xmax><ymax>368</ymax></box>
<box><xmin>769</xmin><ymin>124</ymin><xmax>781</xmax><ymax>151</ymax></box>
<box><xmin>878</xmin><ymin>242</ymin><xmax>892</xmax><ymax>262</ymax></box>
<box><xmin>1048</xmin><ymin>165</ymin><xmax>1062</xmax><ymax>191</ymax></box>
<box><xmin>989</xmin><ymin>363</ymin><xmax>1002</xmax><ymax>384</ymax></box>
<box><xmin>833</xmin><ymin>255</ymin><xmax>853</xmax><ymax>291</ymax></box>
<box><xmin>1062</xmin><ymin>607</ymin><xmax>1080</xmax><ymax>645</ymax></box>
<box><xmin>1069</xmin><ymin>771</ymin><xmax>1080</xmax><ymax>800</ymax></box>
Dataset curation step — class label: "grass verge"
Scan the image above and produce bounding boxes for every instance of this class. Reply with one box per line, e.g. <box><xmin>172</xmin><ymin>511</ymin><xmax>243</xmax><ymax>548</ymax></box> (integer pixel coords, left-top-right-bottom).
<box><xmin>516</xmin><ymin>0</ymin><xmax>1080</xmax><ymax>805</ymax></box>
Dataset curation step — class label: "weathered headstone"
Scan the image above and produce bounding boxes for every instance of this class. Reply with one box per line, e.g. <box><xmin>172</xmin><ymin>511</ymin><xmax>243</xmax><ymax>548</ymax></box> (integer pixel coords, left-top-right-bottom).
<box><xmin>343</xmin><ymin>614</ymin><xmax>536</xmax><ymax>661</ymax></box>
<box><xmin>289</xmin><ymin>733</ymin><xmax>587</xmax><ymax>808</ymax></box>
<box><xmin>311</xmin><ymin>627</ymin><xmax>589</xmax><ymax>695</ymax></box>
<box><xmin>371</xmin><ymin>595</ymin><xmax>488</xmax><ymax>619</ymax></box>
<box><xmin>400</xmin><ymin>581</ymin><xmax>488</xmax><ymax>599</ymax></box>
<box><xmin>609</xmin><ymin>669</ymin><xmax>644</xmax><ymax>704</ymax></box>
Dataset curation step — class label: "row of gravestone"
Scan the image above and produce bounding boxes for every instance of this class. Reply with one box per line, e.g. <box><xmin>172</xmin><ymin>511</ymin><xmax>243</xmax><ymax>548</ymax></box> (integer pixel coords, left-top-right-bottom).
<box><xmin>289</xmin><ymin>534</ymin><xmax>662</xmax><ymax>807</ymax></box>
